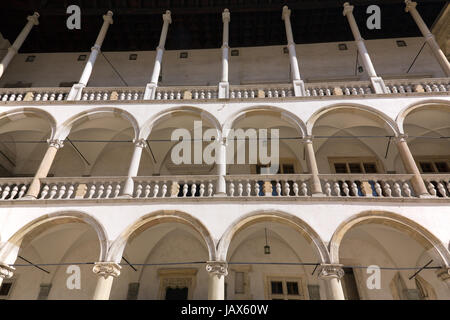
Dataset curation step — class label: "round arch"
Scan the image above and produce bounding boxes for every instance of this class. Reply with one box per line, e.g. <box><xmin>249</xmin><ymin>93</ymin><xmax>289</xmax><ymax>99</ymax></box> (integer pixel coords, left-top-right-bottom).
<box><xmin>54</xmin><ymin>107</ymin><xmax>139</xmax><ymax>141</ymax></box>
<box><xmin>217</xmin><ymin>210</ymin><xmax>330</xmax><ymax>263</ymax></box>
<box><xmin>0</xmin><ymin>211</ymin><xmax>108</xmax><ymax>264</ymax></box>
<box><xmin>139</xmin><ymin>106</ymin><xmax>222</xmax><ymax>140</ymax></box>
<box><xmin>329</xmin><ymin>211</ymin><xmax>450</xmax><ymax>266</ymax></box>
<box><xmin>108</xmin><ymin>210</ymin><xmax>216</xmax><ymax>262</ymax></box>
<box><xmin>306</xmin><ymin>103</ymin><xmax>399</xmax><ymax>136</ymax></box>
<box><xmin>223</xmin><ymin>105</ymin><xmax>306</xmax><ymax>137</ymax></box>
<box><xmin>0</xmin><ymin>107</ymin><xmax>57</xmax><ymax>139</ymax></box>
<box><xmin>396</xmin><ymin>99</ymin><xmax>450</xmax><ymax>134</ymax></box>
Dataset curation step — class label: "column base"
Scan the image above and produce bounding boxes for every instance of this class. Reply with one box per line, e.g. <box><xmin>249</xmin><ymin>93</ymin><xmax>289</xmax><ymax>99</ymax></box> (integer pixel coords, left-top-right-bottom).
<box><xmin>419</xmin><ymin>193</ymin><xmax>434</xmax><ymax>199</ymax></box>
<box><xmin>293</xmin><ymin>79</ymin><xmax>306</xmax><ymax>97</ymax></box>
<box><xmin>218</xmin><ymin>82</ymin><xmax>229</xmax><ymax>99</ymax></box>
<box><xmin>144</xmin><ymin>83</ymin><xmax>157</xmax><ymax>100</ymax></box>
<box><xmin>370</xmin><ymin>76</ymin><xmax>388</xmax><ymax>94</ymax></box>
<box><xmin>67</xmin><ymin>83</ymin><xmax>86</xmax><ymax>101</ymax></box>
<box><xmin>214</xmin><ymin>193</ymin><xmax>227</xmax><ymax>198</ymax></box>
<box><xmin>312</xmin><ymin>193</ymin><xmax>326</xmax><ymax>197</ymax></box>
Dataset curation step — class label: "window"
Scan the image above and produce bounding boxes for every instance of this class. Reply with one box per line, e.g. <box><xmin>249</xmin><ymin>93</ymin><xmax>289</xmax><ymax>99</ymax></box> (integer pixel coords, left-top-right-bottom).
<box><xmin>416</xmin><ymin>157</ymin><xmax>450</xmax><ymax>173</ymax></box>
<box><xmin>341</xmin><ymin>268</ymin><xmax>360</xmax><ymax>300</ymax></box>
<box><xmin>127</xmin><ymin>283</ymin><xmax>140</xmax><ymax>300</ymax></box>
<box><xmin>158</xmin><ymin>269</ymin><xmax>197</xmax><ymax>300</ymax></box>
<box><xmin>0</xmin><ymin>280</ymin><xmax>14</xmax><ymax>300</ymax></box>
<box><xmin>330</xmin><ymin>158</ymin><xmax>380</xmax><ymax>174</ymax></box>
<box><xmin>37</xmin><ymin>283</ymin><xmax>52</xmax><ymax>300</ymax></box>
<box><xmin>267</xmin><ymin>277</ymin><xmax>305</xmax><ymax>300</ymax></box>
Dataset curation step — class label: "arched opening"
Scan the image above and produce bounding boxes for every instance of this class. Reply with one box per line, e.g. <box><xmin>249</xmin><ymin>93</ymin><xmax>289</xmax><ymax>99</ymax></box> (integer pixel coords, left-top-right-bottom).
<box><xmin>0</xmin><ymin>109</ymin><xmax>55</xmax><ymax>177</ymax></box>
<box><xmin>0</xmin><ymin>212</ymin><xmax>106</xmax><ymax>300</ymax></box>
<box><xmin>399</xmin><ymin>103</ymin><xmax>450</xmax><ymax>197</ymax></box>
<box><xmin>109</xmin><ymin>211</ymin><xmax>215</xmax><ymax>300</ymax></box>
<box><xmin>219</xmin><ymin>212</ymin><xmax>329</xmax><ymax>300</ymax></box>
<box><xmin>330</xmin><ymin>212</ymin><xmax>450</xmax><ymax>300</ymax></box>
<box><xmin>51</xmin><ymin>108</ymin><xmax>138</xmax><ymax>177</ymax></box>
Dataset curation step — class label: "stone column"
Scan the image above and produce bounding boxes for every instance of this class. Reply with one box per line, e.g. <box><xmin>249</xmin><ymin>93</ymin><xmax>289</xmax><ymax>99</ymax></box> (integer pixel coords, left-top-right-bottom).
<box><xmin>303</xmin><ymin>136</ymin><xmax>323</xmax><ymax>196</ymax></box>
<box><xmin>395</xmin><ymin>134</ymin><xmax>429</xmax><ymax>197</ymax></box>
<box><xmin>282</xmin><ymin>6</ymin><xmax>306</xmax><ymax>97</ymax></box>
<box><xmin>218</xmin><ymin>9</ymin><xmax>231</xmax><ymax>99</ymax></box>
<box><xmin>144</xmin><ymin>11</ymin><xmax>172</xmax><ymax>100</ymax></box>
<box><xmin>206</xmin><ymin>261</ymin><xmax>228</xmax><ymax>300</ymax></box>
<box><xmin>343</xmin><ymin>2</ymin><xmax>387</xmax><ymax>94</ymax></box>
<box><xmin>92</xmin><ymin>262</ymin><xmax>121</xmax><ymax>300</ymax></box>
<box><xmin>122</xmin><ymin>139</ymin><xmax>147</xmax><ymax>197</ymax></box>
<box><xmin>436</xmin><ymin>267</ymin><xmax>450</xmax><ymax>289</ymax></box>
<box><xmin>25</xmin><ymin>139</ymin><xmax>64</xmax><ymax>199</ymax></box>
<box><xmin>215</xmin><ymin>138</ymin><xmax>227</xmax><ymax>196</ymax></box>
<box><xmin>0</xmin><ymin>12</ymin><xmax>39</xmax><ymax>79</ymax></box>
<box><xmin>405</xmin><ymin>1</ymin><xmax>450</xmax><ymax>77</ymax></box>
<box><xmin>67</xmin><ymin>11</ymin><xmax>114</xmax><ymax>101</ymax></box>
<box><xmin>0</xmin><ymin>263</ymin><xmax>14</xmax><ymax>288</ymax></box>
<box><xmin>318</xmin><ymin>264</ymin><xmax>346</xmax><ymax>300</ymax></box>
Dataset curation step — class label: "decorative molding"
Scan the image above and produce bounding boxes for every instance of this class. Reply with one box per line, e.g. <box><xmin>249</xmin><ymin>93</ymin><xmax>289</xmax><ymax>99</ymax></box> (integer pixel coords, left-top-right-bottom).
<box><xmin>92</xmin><ymin>262</ymin><xmax>121</xmax><ymax>279</ymax></box>
<box><xmin>206</xmin><ymin>261</ymin><xmax>228</xmax><ymax>277</ymax></box>
<box><xmin>0</xmin><ymin>263</ymin><xmax>15</xmax><ymax>279</ymax></box>
<box><xmin>47</xmin><ymin>139</ymin><xmax>64</xmax><ymax>149</ymax></box>
<box><xmin>318</xmin><ymin>264</ymin><xmax>345</xmax><ymax>280</ymax></box>
<box><xmin>436</xmin><ymin>267</ymin><xmax>450</xmax><ymax>282</ymax></box>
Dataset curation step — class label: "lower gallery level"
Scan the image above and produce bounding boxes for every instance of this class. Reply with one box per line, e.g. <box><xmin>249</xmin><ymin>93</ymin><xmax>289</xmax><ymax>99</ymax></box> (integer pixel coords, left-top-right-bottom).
<box><xmin>0</xmin><ymin>202</ymin><xmax>449</xmax><ymax>300</ymax></box>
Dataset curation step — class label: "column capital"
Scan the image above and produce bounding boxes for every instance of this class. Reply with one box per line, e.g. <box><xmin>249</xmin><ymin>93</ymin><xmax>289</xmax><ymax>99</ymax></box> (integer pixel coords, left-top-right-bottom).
<box><xmin>282</xmin><ymin>6</ymin><xmax>291</xmax><ymax>21</ymax></box>
<box><xmin>301</xmin><ymin>135</ymin><xmax>314</xmax><ymax>144</ymax></box>
<box><xmin>343</xmin><ymin>2</ymin><xmax>354</xmax><ymax>16</ymax></box>
<box><xmin>206</xmin><ymin>261</ymin><xmax>228</xmax><ymax>277</ymax></box>
<box><xmin>318</xmin><ymin>264</ymin><xmax>345</xmax><ymax>280</ymax></box>
<box><xmin>222</xmin><ymin>9</ymin><xmax>230</xmax><ymax>23</ymax></box>
<box><xmin>133</xmin><ymin>138</ymin><xmax>147</xmax><ymax>148</ymax></box>
<box><xmin>163</xmin><ymin>10</ymin><xmax>172</xmax><ymax>24</ymax></box>
<box><xmin>436</xmin><ymin>267</ymin><xmax>450</xmax><ymax>281</ymax></box>
<box><xmin>27</xmin><ymin>12</ymin><xmax>40</xmax><ymax>26</ymax></box>
<box><xmin>0</xmin><ymin>262</ymin><xmax>15</xmax><ymax>279</ymax></box>
<box><xmin>103</xmin><ymin>10</ymin><xmax>114</xmax><ymax>24</ymax></box>
<box><xmin>93</xmin><ymin>262</ymin><xmax>121</xmax><ymax>279</ymax></box>
<box><xmin>395</xmin><ymin>134</ymin><xmax>409</xmax><ymax>142</ymax></box>
<box><xmin>47</xmin><ymin>139</ymin><xmax>64</xmax><ymax>149</ymax></box>
<box><xmin>405</xmin><ymin>0</ymin><xmax>417</xmax><ymax>13</ymax></box>
<box><xmin>91</xmin><ymin>44</ymin><xmax>101</xmax><ymax>52</ymax></box>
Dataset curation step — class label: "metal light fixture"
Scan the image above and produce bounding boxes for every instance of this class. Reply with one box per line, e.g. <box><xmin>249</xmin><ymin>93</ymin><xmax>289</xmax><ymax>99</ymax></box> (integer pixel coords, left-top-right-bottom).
<box><xmin>264</xmin><ymin>228</ymin><xmax>271</xmax><ymax>255</ymax></box>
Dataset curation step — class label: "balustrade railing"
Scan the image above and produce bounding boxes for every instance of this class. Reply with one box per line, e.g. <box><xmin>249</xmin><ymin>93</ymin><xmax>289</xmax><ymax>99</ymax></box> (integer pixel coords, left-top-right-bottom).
<box><xmin>38</xmin><ymin>177</ymin><xmax>125</xmax><ymax>200</ymax></box>
<box><xmin>225</xmin><ymin>174</ymin><xmax>312</xmax><ymax>197</ymax></box>
<box><xmin>80</xmin><ymin>87</ymin><xmax>145</xmax><ymax>101</ymax></box>
<box><xmin>0</xmin><ymin>87</ymin><xmax>69</xmax><ymax>102</ymax></box>
<box><xmin>319</xmin><ymin>174</ymin><xmax>416</xmax><ymax>198</ymax></box>
<box><xmin>0</xmin><ymin>178</ymin><xmax>32</xmax><ymax>200</ymax></box>
<box><xmin>0</xmin><ymin>174</ymin><xmax>448</xmax><ymax>201</ymax></box>
<box><xmin>422</xmin><ymin>174</ymin><xmax>450</xmax><ymax>198</ymax></box>
<box><xmin>132</xmin><ymin>176</ymin><xmax>218</xmax><ymax>198</ymax></box>
<box><xmin>384</xmin><ymin>78</ymin><xmax>449</xmax><ymax>94</ymax></box>
<box><xmin>305</xmin><ymin>81</ymin><xmax>373</xmax><ymax>97</ymax></box>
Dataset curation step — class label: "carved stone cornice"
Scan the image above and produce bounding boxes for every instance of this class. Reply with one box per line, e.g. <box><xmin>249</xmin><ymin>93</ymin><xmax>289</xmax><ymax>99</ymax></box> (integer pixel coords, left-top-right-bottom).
<box><xmin>318</xmin><ymin>264</ymin><xmax>345</xmax><ymax>280</ymax></box>
<box><xmin>0</xmin><ymin>263</ymin><xmax>15</xmax><ymax>279</ymax></box>
<box><xmin>47</xmin><ymin>139</ymin><xmax>64</xmax><ymax>149</ymax></box>
<box><xmin>206</xmin><ymin>261</ymin><xmax>228</xmax><ymax>277</ymax></box>
<box><xmin>92</xmin><ymin>262</ymin><xmax>121</xmax><ymax>279</ymax></box>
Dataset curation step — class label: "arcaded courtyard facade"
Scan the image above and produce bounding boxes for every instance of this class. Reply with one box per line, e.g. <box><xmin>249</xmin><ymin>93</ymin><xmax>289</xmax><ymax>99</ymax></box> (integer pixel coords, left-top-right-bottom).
<box><xmin>0</xmin><ymin>1</ymin><xmax>449</xmax><ymax>300</ymax></box>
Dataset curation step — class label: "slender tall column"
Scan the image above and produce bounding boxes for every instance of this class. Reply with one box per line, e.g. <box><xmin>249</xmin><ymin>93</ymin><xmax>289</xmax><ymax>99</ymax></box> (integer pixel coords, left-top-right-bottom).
<box><xmin>303</xmin><ymin>137</ymin><xmax>323</xmax><ymax>196</ymax></box>
<box><xmin>0</xmin><ymin>12</ymin><xmax>39</xmax><ymax>79</ymax></box>
<box><xmin>343</xmin><ymin>2</ymin><xmax>387</xmax><ymax>94</ymax></box>
<box><xmin>144</xmin><ymin>11</ymin><xmax>172</xmax><ymax>100</ymax></box>
<box><xmin>395</xmin><ymin>134</ymin><xmax>429</xmax><ymax>197</ymax></box>
<box><xmin>405</xmin><ymin>0</ymin><xmax>450</xmax><ymax>77</ymax></box>
<box><xmin>282</xmin><ymin>6</ymin><xmax>305</xmax><ymax>97</ymax></box>
<box><xmin>25</xmin><ymin>139</ymin><xmax>64</xmax><ymax>199</ymax></box>
<box><xmin>436</xmin><ymin>267</ymin><xmax>450</xmax><ymax>289</ymax></box>
<box><xmin>0</xmin><ymin>263</ymin><xmax>14</xmax><ymax>288</ymax></box>
<box><xmin>68</xmin><ymin>11</ymin><xmax>114</xmax><ymax>101</ymax></box>
<box><xmin>206</xmin><ymin>261</ymin><xmax>228</xmax><ymax>300</ymax></box>
<box><xmin>92</xmin><ymin>262</ymin><xmax>121</xmax><ymax>300</ymax></box>
<box><xmin>122</xmin><ymin>139</ymin><xmax>147</xmax><ymax>197</ymax></box>
<box><xmin>218</xmin><ymin>9</ymin><xmax>231</xmax><ymax>99</ymax></box>
<box><xmin>215</xmin><ymin>138</ymin><xmax>227</xmax><ymax>196</ymax></box>
<box><xmin>318</xmin><ymin>264</ymin><xmax>345</xmax><ymax>300</ymax></box>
